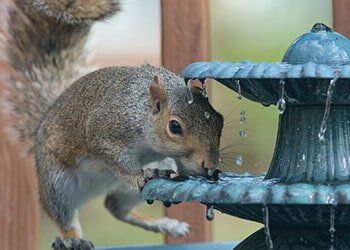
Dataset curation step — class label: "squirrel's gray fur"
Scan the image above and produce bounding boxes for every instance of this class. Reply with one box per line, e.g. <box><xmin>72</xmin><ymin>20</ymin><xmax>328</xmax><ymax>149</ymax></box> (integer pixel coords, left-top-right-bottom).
<box><xmin>0</xmin><ymin>1</ymin><xmax>223</xmax><ymax>249</ymax></box>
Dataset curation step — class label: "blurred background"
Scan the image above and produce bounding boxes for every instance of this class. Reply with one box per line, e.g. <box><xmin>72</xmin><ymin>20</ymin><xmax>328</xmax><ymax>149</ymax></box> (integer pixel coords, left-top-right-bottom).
<box><xmin>40</xmin><ymin>0</ymin><xmax>332</xmax><ymax>248</ymax></box>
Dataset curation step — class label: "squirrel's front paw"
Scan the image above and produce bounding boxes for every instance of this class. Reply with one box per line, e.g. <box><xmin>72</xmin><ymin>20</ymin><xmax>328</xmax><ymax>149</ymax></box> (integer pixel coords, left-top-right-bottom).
<box><xmin>143</xmin><ymin>168</ymin><xmax>176</xmax><ymax>180</ymax></box>
<box><xmin>51</xmin><ymin>237</ymin><xmax>94</xmax><ymax>250</ymax></box>
<box><xmin>152</xmin><ymin>217</ymin><xmax>191</xmax><ymax>237</ymax></box>
<box><xmin>138</xmin><ymin>168</ymin><xmax>176</xmax><ymax>191</ymax></box>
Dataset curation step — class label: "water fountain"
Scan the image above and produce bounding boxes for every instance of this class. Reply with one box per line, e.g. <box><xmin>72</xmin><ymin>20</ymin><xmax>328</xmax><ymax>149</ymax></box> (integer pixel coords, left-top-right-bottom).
<box><xmin>142</xmin><ymin>23</ymin><xmax>350</xmax><ymax>249</ymax></box>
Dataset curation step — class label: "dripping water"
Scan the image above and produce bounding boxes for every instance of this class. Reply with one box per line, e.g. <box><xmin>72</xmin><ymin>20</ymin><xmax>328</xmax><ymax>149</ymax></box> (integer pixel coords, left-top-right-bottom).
<box><xmin>235</xmin><ymin>80</ymin><xmax>242</xmax><ymax>100</ymax></box>
<box><xmin>239</xmin><ymin>110</ymin><xmax>247</xmax><ymax>136</ymax></box>
<box><xmin>276</xmin><ymin>79</ymin><xmax>286</xmax><ymax>114</ymax></box>
<box><xmin>262</xmin><ymin>206</ymin><xmax>274</xmax><ymax>249</ymax></box>
<box><xmin>318</xmin><ymin>78</ymin><xmax>337</xmax><ymax>141</ymax></box>
<box><xmin>240</xmin><ymin>110</ymin><xmax>246</xmax><ymax>124</ymax></box>
<box><xmin>234</xmin><ymin>155</ymin><xmax>243</xmax><ymax>166</ymax></box>
<box><xmin>162</xmin><ymin>201</ymin><xmax>172</xmax><ymax>207</ymax></box>
<box><xmin>146</xmin><ymin>200</ymin><xmax>154</xmax><ymax>205</ymax></box>
<box><xmin>204</xmin><ymin>111</ymin><xmax>210</xmax><ymax>119</ymax></box>
<box><xmin>329</xmin><ymin>207</ymin><xmax>336</xmax><ymax>250</ymax></box>
<box><xmin>186</xmin><ymin>79</ymin><xmax>194</xmax><ymax>104</ymax></box>
<box><xmin>200</xmin><ymin>78</ymin><xmax>208</xmax><ymax>98</ymax></box>
<box><xmin>206</xmin><ymin>206</ymin><xmax>215</xmax><ymax>221</ymax></box>
<box><xmin>239</xmin><ymin>129</ymin><xmax>247</xmax><ymax>138</ymax></box>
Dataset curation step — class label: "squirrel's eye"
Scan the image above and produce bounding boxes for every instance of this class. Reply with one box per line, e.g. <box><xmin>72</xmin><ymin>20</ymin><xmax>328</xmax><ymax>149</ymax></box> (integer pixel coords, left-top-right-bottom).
<box><xmin>169</xmin><ymin>120</ymin><xmax>183</xmax><ymax>136</ymax></box>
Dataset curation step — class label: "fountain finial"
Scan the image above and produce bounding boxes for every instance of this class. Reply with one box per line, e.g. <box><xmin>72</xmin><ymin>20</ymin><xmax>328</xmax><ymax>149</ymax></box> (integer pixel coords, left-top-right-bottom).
<box><xmin>311</xmin><ymin>23</ymin><xmax>332</xmax><ymax>32</ymax></box>
<box><xmin>282</xmin><ymin>23</ymin><xmax>350</xmax><ymax>65</ymax></box>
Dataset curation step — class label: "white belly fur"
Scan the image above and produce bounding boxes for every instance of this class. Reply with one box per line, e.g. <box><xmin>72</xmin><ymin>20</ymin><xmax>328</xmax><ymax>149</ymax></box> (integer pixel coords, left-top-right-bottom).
<box><xmin>66</xmin><ymin>155</ymin><xmax>177</xmax><ymax>208</ymax></box>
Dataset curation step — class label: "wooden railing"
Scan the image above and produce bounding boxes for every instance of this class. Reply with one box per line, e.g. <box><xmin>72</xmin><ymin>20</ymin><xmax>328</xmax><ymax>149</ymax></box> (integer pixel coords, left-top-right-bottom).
<box><xmin>161</xmin><ymin>0</ymin><xmax>212</xmax><ymax>243</ymax></box>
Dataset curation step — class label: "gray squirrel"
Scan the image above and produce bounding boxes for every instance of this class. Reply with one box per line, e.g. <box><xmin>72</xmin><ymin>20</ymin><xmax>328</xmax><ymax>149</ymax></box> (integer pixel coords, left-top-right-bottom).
<box><xmin>0</xmin><ymin>0</ymin><xmax>224</xmax><ymax>249</ymax></box>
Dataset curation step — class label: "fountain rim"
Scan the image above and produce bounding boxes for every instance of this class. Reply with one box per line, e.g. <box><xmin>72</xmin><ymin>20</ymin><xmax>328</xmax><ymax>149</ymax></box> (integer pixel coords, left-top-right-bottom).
<box><xmin>181</xmin><ymin>61</ymin><xmax>350</xmax><ymax>80</ymax></box>
<box><xmin>141</xmin><ymin>173</ymin><xmax>350</xmax><ymax>206</ymax></box>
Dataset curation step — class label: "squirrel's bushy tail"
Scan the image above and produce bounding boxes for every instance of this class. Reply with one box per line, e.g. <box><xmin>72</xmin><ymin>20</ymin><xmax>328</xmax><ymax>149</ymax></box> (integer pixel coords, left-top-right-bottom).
<box><xmin>0</xmin><ymin>0</ymin><xmax>120</xmax><ymax>148</ymax></box>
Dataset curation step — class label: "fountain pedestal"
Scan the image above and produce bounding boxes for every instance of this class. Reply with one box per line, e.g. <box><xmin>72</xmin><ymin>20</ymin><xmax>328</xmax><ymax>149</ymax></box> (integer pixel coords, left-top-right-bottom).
<box><xmin>268</xmin><ymin>105</ymin><xmax>350</xmax><ymax>183</ymax></box>
<box><xmin>142</xmin><ymin>23</ymin><xmax>350</xmax><ymax>249</ymax></box>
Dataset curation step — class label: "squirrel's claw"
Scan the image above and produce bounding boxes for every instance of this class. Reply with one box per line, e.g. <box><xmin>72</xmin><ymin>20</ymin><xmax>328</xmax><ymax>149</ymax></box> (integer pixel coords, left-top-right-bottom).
<box><xmin>138</xmin><ymin>168</ymin><xmax>176</xmax><ymax>192</ymax></box>
<box><xmin>144</xmin><ymin>168</ymin><xmax>176</xmax><ymax>180</ymax></box>
<box><xmin>51</xmin><ymin>237</ymin><xmax>94</xmax><ymax>250</ymax></box>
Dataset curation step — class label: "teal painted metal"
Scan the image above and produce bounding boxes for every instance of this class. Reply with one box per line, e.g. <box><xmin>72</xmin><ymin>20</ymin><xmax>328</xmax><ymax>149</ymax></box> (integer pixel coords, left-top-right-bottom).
<box><xmin>96</xmin><ymin>242</ymin><xmax>237</xmax><ymax>250</ymax></box>
<box><xmin>142</xmin><ymin>23</ymin><xmax>350</xmax><ymax>249</ymax></box>
<box><xmin>234</xmin><ymin>228</ymin><xmax>350</xmax><ymax>249</ymax></box>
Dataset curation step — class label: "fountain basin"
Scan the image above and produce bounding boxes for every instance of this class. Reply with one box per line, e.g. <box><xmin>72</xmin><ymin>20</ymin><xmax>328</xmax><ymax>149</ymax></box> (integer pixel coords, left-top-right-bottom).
<box><xmin>142</xmin><ymin>173</ymin><xmax>350</xmax><ymax>227</ymax></box>
<box><xmin>142</xmin><ymin>23</ymin><xmax>350</xmax><ymax>249</ymax></box>
<box><xmin>182</xmin><ymin>63</ymin><xmax>350</xmax><ymax>106</ymax></box>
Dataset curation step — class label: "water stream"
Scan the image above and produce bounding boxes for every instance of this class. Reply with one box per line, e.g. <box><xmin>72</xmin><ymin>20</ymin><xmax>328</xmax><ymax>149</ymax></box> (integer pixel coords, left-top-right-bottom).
<box><xmin>186</xmin><ymin>79</ymin><xmax>194</xmax><ymax>104</ymax></box>
<box><xmin>276</xmin><ymin>79</ymin><xmax>286</xmax><ymax>114</ymax></box>
<box><xmin>235</xmin><ymin>80</ymin><xmax>242</xmax><ymax>100</ymax></box>
<box><xmin>200</xmin><ymin>78</ymin><xmax>208</xmax><ymax>98</ymax></box>
<box><xmin>318</xmin><ymin>78</ymin><xmax>337</xmax><ymax>141</ymax></box>
<box><xmin>262</xmin><ymin>206</ymin><xmax>274</xmax><ymax>249</ymax></box>
<box><xmin>329</xmin><ymin>206</ymin><xmax>336</xmax><ymax>250</ymax></box>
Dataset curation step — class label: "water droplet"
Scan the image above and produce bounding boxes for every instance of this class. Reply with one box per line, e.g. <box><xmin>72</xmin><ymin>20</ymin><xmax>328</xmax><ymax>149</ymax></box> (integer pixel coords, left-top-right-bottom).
<box><xmin>239</xmin><ymin>129</ymin><xmax>247</xmax><ymax>137</ymax></box>
<box><xmin>234</xmin><ymin>155</ymin><xmax>243</xmax><ymax>166</ymax></box>
<box><xmin>318</xmin><ymin>78</ymin><xmax>337</xmax><ymax>141</ymax></box>
<box><xmin>240</xmin><ymin>110</ymin><xmax>246</xmax><ymax>116</ymax></box>
<box><xmin>206</xmin><ymin>206</ymin><xmax>215</xmax><ymax>221</ymax></box>
<box><xmin>329</xmin><ymin>207</ymin><xmax>336</xmax><ymax>250</ymax></box>
<box><xmin>254</xmin><ymin>163</ymin><xmax>258</xmax><ymax>167</ymax></box>
<box><xmin>240</xmin><ymin>116</ymin><xmax>246</xmax><ymax>124</ymax></box>
<box><xmin>146</xmin><ymin>200</ymin><xmax>154</xmax><ymax>205</ymax></box>
<box><xmin>218</xmin><ymin>158</ymin><xmax>222</xmax><ymax>163</ymax></box>
<box><xmin>186</xmin><ymin>79</ymin><xmax>194</xmax><ymax>104</ymax></box>
<box><xmin>262</xmin><ymin>206</ymin><xmax>274</xmax><ymax>250</ymax></box>
<box><xmin>277</xmin><ymin>79</ymin><xmax>286</xmax><ymax>114</ymax></box>
<box><xmin>302</xmin><ymin>154</ymin><xmax>306</xmax><ymax>161</ymax></box>
<box><xmin>204</xmin><ymin>111</ymin><xmax>210</xmax><ymax>119</ymax></box>
<box><xmin>277</xmin><ymin>98</ymin><xmax>286</xmax><ymax>114</ymax></box>
<box><xmin>162</xmin><ymin>201</ymin><xmax>172</xmax><ymax>207</ymax></box>
<box><xmin>235</xmin><ymin>80</ymin><xmax>242</xmax><ymax>100</ymax></box>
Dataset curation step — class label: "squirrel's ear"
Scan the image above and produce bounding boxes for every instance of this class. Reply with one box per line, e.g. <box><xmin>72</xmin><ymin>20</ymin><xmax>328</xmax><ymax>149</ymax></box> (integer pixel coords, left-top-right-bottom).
<box><xmin>149</xmin><ymin>76</ymin><xmax>168</xmax><ymax>115</ymax></box>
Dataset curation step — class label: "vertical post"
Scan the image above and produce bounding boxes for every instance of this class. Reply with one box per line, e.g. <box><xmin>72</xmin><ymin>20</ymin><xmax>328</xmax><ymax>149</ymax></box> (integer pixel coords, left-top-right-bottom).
<box><xmin>0</xmin><ymin>92</ymin><xmax>39</xmax><ymax>249</ymax></box>
<box><xmin>161</xmin><ymin>0</ymin><xmax>212</xmax><ymax>244</ymax></box>
<box><xmin>333</xmin><ymin>0</ymin><xmax>350</xmax><ymax>37</ymax></box>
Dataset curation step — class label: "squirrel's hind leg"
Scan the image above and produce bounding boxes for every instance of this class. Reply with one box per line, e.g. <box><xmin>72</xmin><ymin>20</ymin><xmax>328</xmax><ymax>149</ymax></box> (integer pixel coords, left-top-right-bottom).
<box><xmin>48</xmin><ymin>201</ymin><xmax>94</xmax><ymax>250</ymax></box>
<box><xmin>104</xmin><ymin>189</ymin><xmax>191</xmax><ymax>238</ymax></box>
<box><xmin>51</xmin><ymin>212</ymin><xmax>94</xmax><ymax>250</ymax></box>
<box><xmin>36</xmin><ymin>157</ymin><xmax>94</xmax><ymax>249</ymax></box>
<box><xmin>46</xmin><ymin>206</ymin><xmax>94</xmax><ymax>249</ymax></box>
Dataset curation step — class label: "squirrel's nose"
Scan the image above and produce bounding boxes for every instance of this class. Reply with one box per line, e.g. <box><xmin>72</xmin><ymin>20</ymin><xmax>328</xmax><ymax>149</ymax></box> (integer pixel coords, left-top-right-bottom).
<box><xmin>201</xmin><ymin>160</ymin><xmax>214</xmax><ymax>172</ymax></box>
<box><xmin>201</xmin><ymin>161</ymin><xmax>221</xmax><ymax>180</ymax></box>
